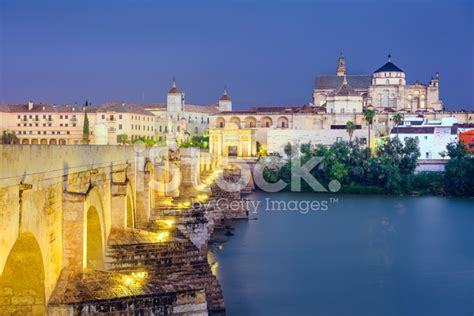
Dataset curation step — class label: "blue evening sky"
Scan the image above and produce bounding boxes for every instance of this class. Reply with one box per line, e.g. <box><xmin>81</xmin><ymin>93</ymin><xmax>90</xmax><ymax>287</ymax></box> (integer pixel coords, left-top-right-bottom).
<box><xmin>0</xmin><ymin>0</ymin><xmax>473</xmax><ymax>110</ymax></box>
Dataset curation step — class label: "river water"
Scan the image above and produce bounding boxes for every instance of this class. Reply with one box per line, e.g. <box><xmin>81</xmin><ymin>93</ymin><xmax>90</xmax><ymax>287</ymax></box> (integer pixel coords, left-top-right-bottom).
<box><xmin>210</xmin><ymin>192</ymin><xmax>474</xmax><ymax>316</ymax></box>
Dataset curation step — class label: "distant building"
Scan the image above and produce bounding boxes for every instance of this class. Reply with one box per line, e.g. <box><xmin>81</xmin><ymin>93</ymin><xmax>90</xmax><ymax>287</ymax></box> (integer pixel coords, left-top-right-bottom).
<box><xmin>390</xmin><ymin>117</ymin><xmax>458</xmax><ymax>160</ymax></box>
<box><xmin>0</xmin><ymin>101</ymin><xmax>155</xmax><ymax>145</ymax></box>
<box><xmin>143</xmin><ymin>79</ymin><xmax>229</xmax><ymax>142</ymax></box>
<box><xmin>457</xmin><ymin>124</ymin><xmax>474</xmax><ymax>153</ymax></box>
<box><xmin>313</xmin><ymin>54</ymin><xmax>444</xmax><ymax>112</ymax></box>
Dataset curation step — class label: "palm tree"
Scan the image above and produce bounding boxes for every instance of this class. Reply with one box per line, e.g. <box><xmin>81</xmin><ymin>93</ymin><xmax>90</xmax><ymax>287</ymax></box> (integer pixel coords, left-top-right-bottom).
<box><xmin>392</xmin><ymin>112</ymin><xmax>403</xmax><ymax>138</ymax></box>
<box><xmin>345</xmin><ymin>121</ymin><xmax>356</xmax><ymax>146</ymax></box>
<box><xmin>364</xmin><ymin>109</ymin><xmax>375</xmax><ymax>150</ymax></box>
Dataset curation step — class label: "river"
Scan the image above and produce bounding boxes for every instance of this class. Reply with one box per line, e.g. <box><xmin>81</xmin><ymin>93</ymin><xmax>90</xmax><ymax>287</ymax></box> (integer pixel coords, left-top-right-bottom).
<box><xmin>210</xmin><ymin>192</ymin><xmax>474</xmax><ymax>316</ymax></box>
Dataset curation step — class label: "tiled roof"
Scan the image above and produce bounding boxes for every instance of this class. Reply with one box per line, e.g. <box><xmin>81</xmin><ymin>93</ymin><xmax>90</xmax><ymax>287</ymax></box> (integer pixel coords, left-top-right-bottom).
<box><xmin>184</xmin><ymin>104</ymin><xmax>220</xmax><ymax>114</ymax></box>
<box><xmin>374</xmin><ymin>61</ymin><xmax>404</xmax><ymax>73</ymax></box>
<box><xmin>98</xmin><ymin>102</ymin><xmax>155</xmax><ymax>116</ymax></box>
<box><xmin>214</xmin><ymin>105</ymin><xmax>303</xmax><ymax>115</ymax></box>
<box><xmin>314</xmin><ymin>75</ymin><xmax>372</xmax><ymax>90</ymax></box>
<box><xmin>329</xmin><ymin>81</ymin><xmax>359</xmax><ymax>97</ymax></box>
<box><xmin>0</xmin><ymin>103</ymin><xmax>97</xmax><ymax>113</ymax></box>
<box><xmin>143</xmin><ymin>104</ymin><xmax>166</xmax><ymax>110</ymax></box>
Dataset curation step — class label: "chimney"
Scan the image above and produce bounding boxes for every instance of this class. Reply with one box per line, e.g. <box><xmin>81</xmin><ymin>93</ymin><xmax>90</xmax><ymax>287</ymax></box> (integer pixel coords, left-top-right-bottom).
<box><xmin>28</xmin><ymin>100</ymin><xmax>33</xmax><ymax>111</ymax></box>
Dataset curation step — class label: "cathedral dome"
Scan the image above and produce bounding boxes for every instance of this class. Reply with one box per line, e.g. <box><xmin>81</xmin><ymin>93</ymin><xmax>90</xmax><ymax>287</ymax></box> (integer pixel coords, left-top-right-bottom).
<box><xmin>374</xmin><ymin>55</ymin><xmax>404</xmax><ymax>73</ymax></box>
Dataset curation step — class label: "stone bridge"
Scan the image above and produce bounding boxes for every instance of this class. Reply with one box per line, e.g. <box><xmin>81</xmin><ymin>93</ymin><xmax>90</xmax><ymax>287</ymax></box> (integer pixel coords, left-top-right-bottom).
<box><xmin>0</xmin><ymin>145</ymin><xmax>235</xmax><ymax>315</ymax></box>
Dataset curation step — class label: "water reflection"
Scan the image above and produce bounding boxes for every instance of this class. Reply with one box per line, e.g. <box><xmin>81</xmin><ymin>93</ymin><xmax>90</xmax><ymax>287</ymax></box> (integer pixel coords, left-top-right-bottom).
<box><xmin>214</xmin><ymin>193</ymin><xmax>474</xmax><ymax>316</ymax></box>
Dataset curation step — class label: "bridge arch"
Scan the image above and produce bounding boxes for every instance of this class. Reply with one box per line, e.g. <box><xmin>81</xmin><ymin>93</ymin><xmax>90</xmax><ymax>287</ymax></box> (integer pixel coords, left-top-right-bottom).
<box><xmin>84</xmin><ymin>187</ymin><xmax>106</xmax><ymax>270</ymax></box>
<box><xmin>0</xmin><ymin>232</ymin><xmax>46</xmax><ymax>314</ymax></box>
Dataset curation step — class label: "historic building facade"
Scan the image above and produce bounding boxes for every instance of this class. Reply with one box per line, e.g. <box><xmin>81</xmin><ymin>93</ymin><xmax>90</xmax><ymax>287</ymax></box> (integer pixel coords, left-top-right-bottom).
<box><xmin>0</xmin><ymin>102</ymin><xmax>155</xmax><ymax>145</ymax></box>
<box><xmin>313</xmin><ymin>54</ymin><xmax>444</xmax><ymax>112</ymax></box>
<box><xmin>143</xmin><ymin>80</ymin><xmax>231</xmax><ymax>142</ymax></box>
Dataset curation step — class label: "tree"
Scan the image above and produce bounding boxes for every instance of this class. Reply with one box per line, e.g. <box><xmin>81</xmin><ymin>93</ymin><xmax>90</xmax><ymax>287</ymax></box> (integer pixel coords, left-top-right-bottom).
<box><xmin>82</xmin><ymin>111</ymin><xmax>90</xmax><ymax>144</ymax></box>
<box><xmin>392</xmin><ymin>112</ymin><xmax>403</xmax><ymax>138</ymax></box>
<box><xmin>444</xmin><ymin>141</ymin><xmax>474</xmax><ymax>196</ymax></box>
<box><xmin>2</xmin><ymin>130</ymin><xmax>18</xmax><ymax>144</ymax></box>
<box><xmin>117</xmin><ymin>134</ymin><xmax>128</xmax><ymax>145</ymax></box>
<box><xmin>364</xmin><ymin>109</ymin><xmax>375</xmax><ymax>150</ymax></box>
<box><xmin>345</xmin><ymin>121</ymin><xmax>356</xmax><ymax>145</ymax></box>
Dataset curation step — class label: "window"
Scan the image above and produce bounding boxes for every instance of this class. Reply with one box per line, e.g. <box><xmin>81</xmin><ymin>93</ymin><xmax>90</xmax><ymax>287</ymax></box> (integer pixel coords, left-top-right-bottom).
<box><xmin>67</xmin><ymin>131</ymin><xmax>70</xmax><ymax>135</ymax></box>
<box><xmin>102</xmin><ymin>114</ymin><xmax>105</xmax><ymax>119</ymax></box>
<box><xmin>73</xmin><ymin>124</ymin><xmax>76</xmax><ymax>127</ymax></box>
<box><xmin>17</xmin><ymin>115</ymin><xmax>20</xmax><ymax>119</ymax></box>
<box><xmin>65</xmin><ymin>115</ymin><xmax>68</xmax><ymax>119</ymax></box>
<box><xmin>425</xmin><ymin>152</ymin><xmax>430</xmax><ymax>159</ymax></box>
<box><xmin>60</xmin><ymin>115</ymin><xmax>63</xmax><ymax>119</ymax></box>
<box><xmin>159</xmin><ymin>126</ymin><xmax>162</xmax><ymax>132</ymax></box>
<box><xmin>336</xmin><ymin>137</ymin><xmax>342</xmax><ymax>142</ymax></box>
<box><xmin>119</xmin><ymin>124</ymin><xmax>122</xmax><ymax>130</ymax></box>
<box><xmin>424</xmin><ymin>136</ymin><xmax>428</xmax><ymax>140</ymax></box>
<box><xmin>340</xmin><ymin>108</ymin><xmax>345</xmax><ymax>114</ymax></box>
<box><xmin>119</xmin><ymin>115</ymin><xmax>122</xmax><ymax>119</ymax></box>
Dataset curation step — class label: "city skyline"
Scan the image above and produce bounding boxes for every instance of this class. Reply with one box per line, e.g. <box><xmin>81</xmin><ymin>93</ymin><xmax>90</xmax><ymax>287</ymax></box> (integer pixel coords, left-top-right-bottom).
<box><xmin>1</xmin><ymin>0</ymin><xmax>473</xmax><ymax>110</ymax></box>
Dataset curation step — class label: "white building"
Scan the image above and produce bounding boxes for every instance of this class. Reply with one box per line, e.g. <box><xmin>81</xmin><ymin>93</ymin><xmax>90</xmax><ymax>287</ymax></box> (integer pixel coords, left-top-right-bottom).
<box><xmin>143</xmin><ymin>80</ymin><xmax>231</xmax><ymax>142</ymax></box>
<box><xmin>390</xmin><ymin>117</ymin><xmax>458</xmax><ymax>160</ymax></box>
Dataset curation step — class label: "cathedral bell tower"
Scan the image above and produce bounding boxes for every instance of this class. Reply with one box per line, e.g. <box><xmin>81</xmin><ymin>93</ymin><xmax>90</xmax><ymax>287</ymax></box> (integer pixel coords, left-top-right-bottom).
<box><xmin>167</xmin><ymin>78</ymin><xmax>184</xmax><ymax>113</ymax></box>
<box><xmin>218</xmin><ymin>86</ymin><xmax>232</xmax><ymax>112</ymax></box>
<box><xmin>336</xmin><ymin>53</ymin><xmax>346</xmax><ymax>76</ymax></box>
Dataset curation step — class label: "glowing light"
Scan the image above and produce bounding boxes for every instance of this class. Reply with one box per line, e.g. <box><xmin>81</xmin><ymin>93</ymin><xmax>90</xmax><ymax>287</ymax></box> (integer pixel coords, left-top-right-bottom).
<box><xmin>197</xmin><ymin>194</ymin><xmax>208</xmax><ymax>201</ymax></box>
<box><xmin>132</xmin><ymin>271</ymin><xmax>147</xmax><ymax>280</ymax></box>
<box><xmin>164</xmin><ymin>219</ymin><xmax>174</xmax><ymax>228</ymax></box>
<box><xmin>124</xmin><ymin>276</ymin><xmax>133</xmax><ymax>286</ymax></box>
<box><xmin>156</xmin><ymin>231</ymin><xmax>170</xmax><ymax>242</ymax></box>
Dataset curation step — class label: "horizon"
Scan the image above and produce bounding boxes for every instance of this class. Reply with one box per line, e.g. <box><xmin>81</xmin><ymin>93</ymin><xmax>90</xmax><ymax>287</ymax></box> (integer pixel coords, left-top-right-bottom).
<box><xmin>1</xmin><ymin>0</ymin><xmax>473</xmax><ymax>110</ymax></box>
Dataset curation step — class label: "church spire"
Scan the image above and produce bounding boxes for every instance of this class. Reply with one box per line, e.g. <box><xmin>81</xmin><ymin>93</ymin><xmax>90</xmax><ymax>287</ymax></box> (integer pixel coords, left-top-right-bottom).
<box><xmin>336</xmin><ymin>53</ymin><xmax>346</xmax><ymax>76</ymax></box>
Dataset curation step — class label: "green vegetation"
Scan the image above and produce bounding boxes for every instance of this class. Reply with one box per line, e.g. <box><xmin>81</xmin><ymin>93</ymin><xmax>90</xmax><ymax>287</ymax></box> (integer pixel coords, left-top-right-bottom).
<box><xmin>345</xmin><ymin>121</ymin><xmax>356</xmax><ymax>145</ymax></box>
<box><xmin>1</xmin><ymin>130</ymin><xmax>18</xmax><ymax>144</ymax></box>
<box><xmin>179</xmin><ymin>135</ymin><xmax>209</xmax><ymax>149</ymax></box>
<box><xmin>82</xmin><ymin>111</ymin><xmax>90</xmax><ymax>144</ymax></box>
<box><xmin>261</xmin><ymin>138</ymin><xmax>474</xmax><ymax>196</ymax></box>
